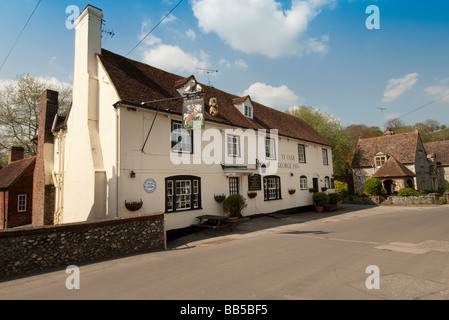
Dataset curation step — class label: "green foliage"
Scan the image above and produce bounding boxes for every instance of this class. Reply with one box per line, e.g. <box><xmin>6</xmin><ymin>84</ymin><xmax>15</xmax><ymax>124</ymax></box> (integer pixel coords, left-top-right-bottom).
<box><xmin>397</xmin><ymin>188</ymin><xmax>427</xmax><ymax>196</ymax></box>
<box><xmin>334</xmin><ymin>180</ymin><xmax>349</xmax><ymax>197</ymax></box>
<box><xmin>364</xmin><ymin>178</ymin><xmax>382</xmax><ymax>196</ymax></box>
<box><xmin>439</xmin><ymin>197</ymin><xmax>447</xmax><ymax>205</ymax></box>
<box><xmin>328</xmin><ymin>193</ymin><xmax>342</xmax><ymax>205</ymax></box>
<box><xmin>223</xmin><ymin>194</ymin><xmax>247</xmax><ymax>217</ymax></box>
<box><xmin>312</xmin><ymin>192</ymin><xmax>330</xmax><ymax>206</ymax></box>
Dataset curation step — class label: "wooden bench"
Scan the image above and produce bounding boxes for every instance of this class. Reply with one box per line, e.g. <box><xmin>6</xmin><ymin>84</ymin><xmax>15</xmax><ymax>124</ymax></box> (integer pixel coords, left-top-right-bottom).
<box><xmin>193</xmin><ymin>215</ymin><xmax>233</xmax><ymax>236</ymax></box>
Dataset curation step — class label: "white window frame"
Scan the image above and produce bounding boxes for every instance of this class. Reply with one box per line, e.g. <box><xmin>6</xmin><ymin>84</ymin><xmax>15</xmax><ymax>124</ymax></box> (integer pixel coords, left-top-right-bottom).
<box><xmin>324</xmin><ymin>176</ymin><xmax>331</xmax><ymax>189</ymax></box>
<box><xmin>227</xmin><ymin>134</ymin><xmax>241</xmax><ymax>157</ymax></box>
<box><xmin>322</xmin><ymin>148</ymin><xmax>329</xmax><ymax>165</ymax></box>
<box><xmin>244</xmin><ymin>104</ymin><xmax>253</xmax><ymax>118</ymax></box>
<box><xmin>300</xmin><ymin>176</ymin><xmax>308</xmax><ymax>190</ymax></box>
<box><xmin>265</xmin><ymin>137</ymin><xmax>276</xmax><ymax>160</ymax></box>
<box><xmin>171</xmin><ymin>121</ymin><xmax>193</xmax><ymax>154</ymax></box>
<box><xmin>298</xmin><ymin>144</ymin><xmax>306</xmax><ymax>163</ymax></box>
<box><xmin>18</xmin><ymin>194</ymin><xmax>27</xmax><ymax>213</ymax></box>
<box><xmin>375</xmin><ymin>156</ymin><xmax>386</xmax><ymax>168</ymax></box>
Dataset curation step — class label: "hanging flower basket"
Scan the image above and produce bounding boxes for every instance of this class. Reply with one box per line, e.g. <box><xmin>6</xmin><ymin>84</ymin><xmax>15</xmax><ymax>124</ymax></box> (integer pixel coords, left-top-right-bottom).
<box><xmin>214</xmin><ymin>194</ymin><xmax>226</xmax><ymax>203</ymax></box>
<box><xmin>247</xmin><ymin>191</ymin><xmax>257</xmax><ymax>199</ymax></box>
<box><xmin>288</xmin><ymin>188</ymin><xmax>296</xmax><ymax>195</ymax></box>
<box><xmin>125</xmin><ymin>200</ymin><xmax>143</xmax><ymax>212</ymax></box>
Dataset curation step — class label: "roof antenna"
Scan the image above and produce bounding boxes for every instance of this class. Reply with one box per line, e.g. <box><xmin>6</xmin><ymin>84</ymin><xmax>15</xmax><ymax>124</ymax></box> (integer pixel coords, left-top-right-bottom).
<box><xmin>376</xmin><ymin>107</ymin><xmax>387</xmax><ymax>127</ymax></box>
<box><xmin>196</xmin><ymin>68</ymin><xmax>218</xmax><ymax>86</ymax></box>
<box><xmin>101</xmin><ymin>19</ymin><xmax>115</xmax><ymax>39</ymax></box>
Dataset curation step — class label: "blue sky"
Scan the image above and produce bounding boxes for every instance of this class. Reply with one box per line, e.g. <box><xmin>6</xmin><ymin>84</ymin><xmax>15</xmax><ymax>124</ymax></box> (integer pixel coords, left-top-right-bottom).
<box><xmin>1</xmin><ymin>0</ymin><xmax>448</xmax><ymax>128</ymax></box>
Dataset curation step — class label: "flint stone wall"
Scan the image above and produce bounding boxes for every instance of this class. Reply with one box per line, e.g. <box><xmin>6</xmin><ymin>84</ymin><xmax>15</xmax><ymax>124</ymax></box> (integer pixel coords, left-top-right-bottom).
<box><xmin>382</xmin><ymin>194</ymin><xmax>440</xmax><ymax>206</ymax></box>
<box><xmin>0</xmin><ymin>213</ymin><xmax>165</xmax><ymax>279</ymax></box>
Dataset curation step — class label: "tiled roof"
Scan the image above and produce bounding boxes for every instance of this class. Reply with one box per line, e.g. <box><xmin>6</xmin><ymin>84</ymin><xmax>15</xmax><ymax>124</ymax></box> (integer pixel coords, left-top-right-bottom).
<box><xmin>424</xmin><ymin>140</ymin><xmax>449</xmax><ymax>165</ymax></box>
<box><xmin>372</xmin><ymin>156</ymin><xmax>416</xmax><ymax>178</ymax></box>
<box><xmin>0</xmin><ymin>157</ymin><xmax>36</xmax><ymax>189</ymax></box>
<box><xmin>98</xmin><ymin>49</ymin><xmax>332</xmax><ymax>147</ymax></box>
<box><xmin>352</xmin><ymin>131</ymin><xmax>419</xmax><ymax>168</ymax></box>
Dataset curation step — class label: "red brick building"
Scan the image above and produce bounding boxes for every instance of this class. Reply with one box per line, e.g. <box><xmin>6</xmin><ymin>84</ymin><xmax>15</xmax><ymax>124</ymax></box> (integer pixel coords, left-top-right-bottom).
<box><xmin>0</xmin><ymin>147</ymin><xmax>36</xmax><ymax>229</ymax></box>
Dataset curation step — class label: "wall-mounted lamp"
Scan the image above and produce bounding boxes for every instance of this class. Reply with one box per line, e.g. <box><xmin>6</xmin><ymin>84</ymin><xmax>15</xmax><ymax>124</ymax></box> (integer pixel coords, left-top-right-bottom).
<box><xmin>261</xmin><ymin>164</ymin><xmax>267</xmax><ymax>174</ymax></box>
<box><xmin>130</xmin><ymin>170</ymin><xmax>136</xmax><ymax>178</ymax></box>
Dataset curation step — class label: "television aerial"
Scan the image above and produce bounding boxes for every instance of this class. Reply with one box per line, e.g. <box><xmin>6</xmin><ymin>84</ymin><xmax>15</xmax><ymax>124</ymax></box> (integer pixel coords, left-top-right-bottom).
<box><xmin>196</xmin><ymin>68</ymin><xmax>218</xmax><ymax>86</ymax></box>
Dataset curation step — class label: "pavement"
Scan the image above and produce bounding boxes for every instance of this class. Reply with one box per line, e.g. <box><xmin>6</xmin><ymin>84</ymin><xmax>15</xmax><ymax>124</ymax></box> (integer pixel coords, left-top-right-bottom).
<box><xmin>168</xmin><ymin>203</ymin><xmax>390</xmax><ymax>249</ymax></box>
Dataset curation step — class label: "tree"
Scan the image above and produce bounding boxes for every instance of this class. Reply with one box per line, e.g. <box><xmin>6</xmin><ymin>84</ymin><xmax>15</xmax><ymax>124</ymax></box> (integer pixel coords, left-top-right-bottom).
<box><xmin>286</xmin><ymin>106</ymin><xmax>352</xmax><ymax>175</ymax></box>
<box><xmin>0</xmin><ymin>74</ymin><xmax>72</xmax><ymax>167</ymax></box>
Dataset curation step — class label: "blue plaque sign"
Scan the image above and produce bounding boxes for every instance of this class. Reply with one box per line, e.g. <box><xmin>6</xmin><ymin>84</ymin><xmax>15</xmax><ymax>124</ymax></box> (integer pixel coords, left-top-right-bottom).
<box><xmin>143</xmin><ymin>178</ymin><xmax>157</xmax><ymax>194</ymax></box>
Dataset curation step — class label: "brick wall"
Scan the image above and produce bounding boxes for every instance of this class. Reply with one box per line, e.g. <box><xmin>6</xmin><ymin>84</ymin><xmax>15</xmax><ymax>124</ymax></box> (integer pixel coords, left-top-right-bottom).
<box><xmin>32</xmin><ymin>90</ymin><xmax>58</xmax><ymax>226</ymax></box>
<box><xmin>0</xmin><ymin>213</ymin><xmax>165</xmax><ymax>279</ymax></box>
<box><xmin>7</xmin><ymin>162</ymin><xmax>35</xmax><ymax>228</ymax></box>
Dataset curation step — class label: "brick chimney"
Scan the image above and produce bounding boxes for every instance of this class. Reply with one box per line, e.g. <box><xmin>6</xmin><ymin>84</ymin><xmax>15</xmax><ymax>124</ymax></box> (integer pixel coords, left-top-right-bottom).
<box><xmin>32</xmin><ymin>90</ymin><xmax>59</xmax><ymax>226</ymax></box>
<box><xmin>8</xmin><ymin>147</ymin><xmax>24</xmax><ymax>164</ymax></box>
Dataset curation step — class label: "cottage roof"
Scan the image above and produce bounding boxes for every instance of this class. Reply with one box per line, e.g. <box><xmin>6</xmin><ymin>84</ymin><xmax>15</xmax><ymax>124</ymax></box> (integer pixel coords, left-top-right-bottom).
<box><xmin>372</xmin><ymin>156</ymin><xmax>416</xmax><ymax>178</ymax></box>
<box><xmin>0</xmin><ymin>157</ymin><xmax>36</xmax><ymax>189</ymax></box>
<box><xmin>98</xmin><ymin>49</ymin><xmax>332</xmax><ymax>147</ymax></box>
<box><xmin>424</xmin><ymin>140</ymin><xmax>449</xmax><ymax>165</ymax></box>
<box><xmin>352</xmin><ymin>131</ymin><xmax>420</xmax><ymax>168</ymax></box>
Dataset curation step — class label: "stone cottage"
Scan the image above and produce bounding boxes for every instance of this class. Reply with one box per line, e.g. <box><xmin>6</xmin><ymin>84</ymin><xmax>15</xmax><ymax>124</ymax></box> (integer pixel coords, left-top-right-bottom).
<box><xmin>352</xmin><ymin>130</ymin><xmax>438</xmax><ymax>193</ymax></box>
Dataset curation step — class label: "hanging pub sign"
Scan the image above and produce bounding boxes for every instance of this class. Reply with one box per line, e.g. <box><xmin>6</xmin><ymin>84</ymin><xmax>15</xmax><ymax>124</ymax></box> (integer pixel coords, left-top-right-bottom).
<box><xmin>182</xmin><ymin>81</ymin><xmax>205</xmax><ymax>130</ymax></box>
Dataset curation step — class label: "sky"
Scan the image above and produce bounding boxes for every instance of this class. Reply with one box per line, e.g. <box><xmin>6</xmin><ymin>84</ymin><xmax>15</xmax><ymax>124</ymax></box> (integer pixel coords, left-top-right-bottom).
<box><xmin>0</xmin><ymin>0</ymin><xmax>448</xmax><ymax>129</ymax></box>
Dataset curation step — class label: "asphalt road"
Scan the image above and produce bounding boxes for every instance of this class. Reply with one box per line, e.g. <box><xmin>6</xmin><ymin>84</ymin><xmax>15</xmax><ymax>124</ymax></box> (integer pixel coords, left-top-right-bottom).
<box><xmin>1</xmin><ymin>204</ymin><xmax>449</xmax><ymax>301</ymax></box>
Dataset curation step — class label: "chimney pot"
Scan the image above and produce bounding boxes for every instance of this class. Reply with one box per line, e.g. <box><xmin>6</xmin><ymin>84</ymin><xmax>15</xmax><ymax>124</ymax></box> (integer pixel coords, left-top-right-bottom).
<box><xmin>8</xmin><ymin>146</ymin><xmax>25</xmax><ymax>164</ymax></box>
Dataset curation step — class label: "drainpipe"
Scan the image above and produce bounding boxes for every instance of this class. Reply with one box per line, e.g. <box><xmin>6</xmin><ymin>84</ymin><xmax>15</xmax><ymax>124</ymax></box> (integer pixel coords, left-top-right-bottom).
<box><xmin>115</xmin><ymin>105</ymin><xmax>120</xmax><ymax>218</ymax></box>
<box><xmin>2</xmin><ymin>189</ymin><xmax>6</xmax><ymax>229</ymax></box>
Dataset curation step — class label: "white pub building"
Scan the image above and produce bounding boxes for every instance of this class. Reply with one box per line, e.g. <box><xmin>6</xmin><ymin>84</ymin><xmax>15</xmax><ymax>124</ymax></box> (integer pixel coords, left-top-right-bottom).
<box><xmin>51</xmin><ymin>5</ymin><xmax>334</xmax><ymax>233</ymax></box>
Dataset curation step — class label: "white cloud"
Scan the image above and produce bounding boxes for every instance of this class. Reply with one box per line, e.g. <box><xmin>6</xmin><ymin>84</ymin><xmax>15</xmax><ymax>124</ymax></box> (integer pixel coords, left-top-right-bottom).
<box><xmin>192</xmin><ymin>0</ymin><xmax>332</xmax><ymax>58</ymax></box>
<box><xmin>382</xmin><ymin>73</ymin><xmax>419</xmax><ymax>103</ymax></box>
<box><xmin>185</xmin><ymin>29</ymin><xmax>196</xmax><ymax>41</ymax></box>
<box><xmin>424</xmin><ymin>78</ymin><xmax>449</xmax><ymax>102</ymax></box>
<box><xmin>243</xmin><ymin>82</ymin><xmax>303</xmax><ymax>109</ymax></box>
<box><xmin>219</xmin><ymin>58</ymin><xmax>231</xmax><ymax>68</ymax></box>
<box><xmin>0</xmin><ymin>76</ymin><xmax>71</xmax><ymax>91</ymax></box>
<box><xmin>140</xmin><ymin>19</ymin><xmax>209</xmax><ymax>74</ymax></box>
<box><xmin>142</xmin><ymin>44</ymin><xmax>210</xmax><ymax>74</ymax></box>
<box><xmin>219</xmin><ymin>58</ymin><xmax>248</xmax><ymax>69</ymax></box>
<box><xmin>235</xmin><ymin>59</ymin><xmax>248</xmax><ymax>69</ymax></box>
<box><xmin>305</xmin><ymin>35</ymin><xmax>329</xmax><ymax>54</ymax></box>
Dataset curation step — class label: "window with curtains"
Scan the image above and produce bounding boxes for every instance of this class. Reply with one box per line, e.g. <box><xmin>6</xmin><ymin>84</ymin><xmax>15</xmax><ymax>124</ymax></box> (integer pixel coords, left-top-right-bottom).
<box><xmin>171</xmin><ymin>121</ymin><xmax>193</xmax><ymax>154</ymax></box>
<box><xmin>263</xmin><ymin>176</ymin><xmax>281</xmax><ymax>200</ymax></box>
<box><xmin>165</xmin><ymin>176</ymin><xmax>201</xmax><ymax>213</ymax></box>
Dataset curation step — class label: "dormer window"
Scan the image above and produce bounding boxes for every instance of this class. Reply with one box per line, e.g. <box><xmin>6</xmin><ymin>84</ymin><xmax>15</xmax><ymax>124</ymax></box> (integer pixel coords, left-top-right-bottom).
<box><xmin>374</xmin><ymin>153</ymin><xmax>387</xmax><ymax>168</ymax></box>
<box><xmin>244</xmin><ymin>104</ymin><xmax>253</xmax><ymax>118</ymax></box>
<box><xmin>233</xmin><ymin>96</ymin><xmax>254</xmax><ymax>119</ymax></box>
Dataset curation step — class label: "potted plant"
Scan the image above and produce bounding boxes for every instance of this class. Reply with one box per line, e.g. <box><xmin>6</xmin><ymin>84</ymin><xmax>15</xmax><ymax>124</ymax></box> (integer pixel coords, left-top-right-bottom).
<box><xmin>223</xmin><ymin>194</ymin><xmax>247</xmax><ymax>226</ymax></box>
<box><xmin>328</xmin><ymin>193</ymin><xmax>342</xmax><ymax>211</ymax></box>
<box><xmin>312</xmin><ymin>192</ymin><xmax>329</xmax><ymax>213</ymax></box>
<box><xmin>288</xmin><ymin>188</ymin><xmax>296</xmax><ymax>195</ymax></box>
